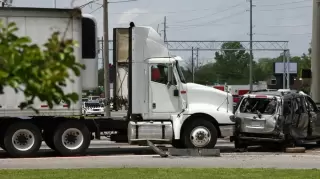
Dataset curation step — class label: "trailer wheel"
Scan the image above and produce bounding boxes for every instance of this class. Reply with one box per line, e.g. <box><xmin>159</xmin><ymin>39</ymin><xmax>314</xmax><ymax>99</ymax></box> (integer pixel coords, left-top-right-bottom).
<box><xmin>3</xmin><ymin>122</ymin><xmax>42</xmax><ymax>157</ymax></box>
<box><xmin>0</xmin><ymin>126</ymin><xmax>6</xmax><ymax>151</ymax></box>
<box><xmin>182</xmin><ymin>119</ymin><xmax>218</xmax><ymax>148</ymax></box>
<box><xmin>43</xmin><ymin>130</ymin><xmax>56</xmax><ymax>150</ymax></box>
<box><xmin>53</xmin><ymin>121</ymin><xmax>91</xmax><ymax>156</ymax></box>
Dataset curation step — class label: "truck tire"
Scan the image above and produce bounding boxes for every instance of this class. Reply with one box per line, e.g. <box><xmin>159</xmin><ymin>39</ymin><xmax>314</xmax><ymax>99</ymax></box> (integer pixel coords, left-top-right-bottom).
<box><xmin>171</xmin><ymin>140</ymin><xmax>185</xmax><ymax>148</ymax></box>
<box><xmin>3</xmin><ymin>122</ymin><xmax>42</xmax><ymax>157</ymax></box>
<box><xmin>182</xmin><ymin>119</ymin><xmax>218</xmax><ymax>148</ymax></box>
<box><xmin>53</xmin><ymin>121</ymin><xmax>91</xmax><ymax>156</ymax></box>
<box><xmin>43</xmin><ymin>130</ymin><xmax>56</xmax><ymax>150</ymax></box>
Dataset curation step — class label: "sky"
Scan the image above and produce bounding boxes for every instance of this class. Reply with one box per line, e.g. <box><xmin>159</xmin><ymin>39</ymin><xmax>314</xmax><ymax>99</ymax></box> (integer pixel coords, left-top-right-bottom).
<box><xmin>13</xmin><ymin>0</ymin><xmax>313</xmax><ymax>67</ymax></box>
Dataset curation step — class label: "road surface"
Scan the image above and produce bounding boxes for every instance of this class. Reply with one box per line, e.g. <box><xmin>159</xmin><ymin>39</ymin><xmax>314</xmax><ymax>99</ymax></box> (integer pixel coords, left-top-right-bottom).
<box><xmin>2</xmin><ymin>139</ymin><xmax>320</xmax><ymax>169</ymax></box>
<box><xmin>1</xmin><ymin>153</ymin><xmax>320</xmax><ymax>169</ymax></box>
<box><xmin>0</xmin><ymin>139</ymin><xmax>235</xmax><ymax>158</ymax></box>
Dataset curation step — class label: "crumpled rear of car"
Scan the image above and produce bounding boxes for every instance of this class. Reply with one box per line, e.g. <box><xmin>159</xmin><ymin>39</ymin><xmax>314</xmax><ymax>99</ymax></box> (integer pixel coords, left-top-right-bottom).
<box><xmin>233</xmin><ymin>94</ymin><xmax>285</xmax><ymax>142</ymax></box>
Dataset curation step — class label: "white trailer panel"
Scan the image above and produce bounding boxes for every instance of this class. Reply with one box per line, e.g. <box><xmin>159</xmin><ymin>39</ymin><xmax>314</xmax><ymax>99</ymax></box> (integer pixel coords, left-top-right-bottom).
<box><xmin>0</xmin><ymin>8</ymin><xmax>82</xmax><ymax>117</ymax></box>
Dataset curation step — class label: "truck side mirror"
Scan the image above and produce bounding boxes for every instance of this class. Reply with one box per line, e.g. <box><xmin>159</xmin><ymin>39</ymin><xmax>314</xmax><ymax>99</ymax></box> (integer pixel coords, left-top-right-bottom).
<box><xmin>167</xmin><ymin>64</ymin><xmax>174</xmax><ymax>85</ymax></box>
<box><xmin>173</xmin><ymin>89</ymin><xmax>179</xmax><ymax>96</ymax></box>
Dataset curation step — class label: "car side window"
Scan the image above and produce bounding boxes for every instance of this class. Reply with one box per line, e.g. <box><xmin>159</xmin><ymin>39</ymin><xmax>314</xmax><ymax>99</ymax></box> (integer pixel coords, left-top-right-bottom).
<box><xmin>294</xmin><ymin>97</ymin><xmax>305</xmax><ymax>113</ymax></box>
<box><xmin>306</xmin><ymin>97</ymin><xmax>318</xmax><ymax>112</ymax></box>
<box><xmin>151</xmin><ymin>64</ymin><xmax>168</xmax><ymax>84</ymax></box>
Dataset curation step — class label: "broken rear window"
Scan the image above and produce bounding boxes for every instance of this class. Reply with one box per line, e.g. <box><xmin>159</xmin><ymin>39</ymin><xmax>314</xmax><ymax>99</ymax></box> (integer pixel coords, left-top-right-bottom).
<box><xmin>239</xmin><ymin>97</ymin><xmax>278</xmax><ymax>115</ymax></box>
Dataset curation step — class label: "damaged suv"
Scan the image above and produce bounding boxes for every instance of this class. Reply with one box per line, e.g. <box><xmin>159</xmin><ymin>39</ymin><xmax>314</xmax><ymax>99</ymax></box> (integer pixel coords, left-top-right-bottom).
<box><xmin>231</xmin><ymin>89</ymin><xmax>320</xmax><ymax>150</ymax></box>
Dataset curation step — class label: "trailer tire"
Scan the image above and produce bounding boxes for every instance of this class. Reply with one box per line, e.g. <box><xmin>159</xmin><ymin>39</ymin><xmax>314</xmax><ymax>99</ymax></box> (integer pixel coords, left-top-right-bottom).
<box><xmin>182</xmin><ymin>119</ymin><xmax>218</xmax><ymax>148</ymax></box>
<box><xmin>53</xmin><ymin>121</ymin><xmax>91</xmax><ymax>156</ymax></box>
<box><xmin>0</xmin><ymin>126</ymin><xmax>6</xmax><ymax>151</ymax></box>
<box><xmin>3</xmin><ymin>122</ymin><xmax>42</xmax><ymax>158</ymax></box>
<box><xmin>43</xmin><ymin>130</ymin><xmax>56</xmax><ymax>150</ymax></box>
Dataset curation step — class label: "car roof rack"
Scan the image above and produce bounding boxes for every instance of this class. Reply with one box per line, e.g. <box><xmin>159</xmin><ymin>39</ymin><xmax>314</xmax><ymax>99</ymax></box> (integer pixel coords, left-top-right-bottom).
<box><xmin>247</xmin><ymin>89</ymin><xmax>278</xmax><ymax>93</ymax></box>
<box><xmin>247</xmin><ymin>89</ymin><xmax>300</xmax><ymax>96</ymax></box>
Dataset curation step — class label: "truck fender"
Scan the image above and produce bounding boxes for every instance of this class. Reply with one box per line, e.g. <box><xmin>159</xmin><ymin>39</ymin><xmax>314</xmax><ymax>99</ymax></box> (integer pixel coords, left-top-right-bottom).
<box><xmin>172</xmin><ymin>113</ymin><xmax>221</xmax><ymax>140</ymax></box>
<box><xmin>171</xmin><ymin>114</ymin><xmax>185</xmax><ymax>140</ymax></box>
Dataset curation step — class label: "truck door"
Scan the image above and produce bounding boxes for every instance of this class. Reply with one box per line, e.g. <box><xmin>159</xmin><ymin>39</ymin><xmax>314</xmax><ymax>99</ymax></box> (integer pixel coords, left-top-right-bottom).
<box><xmin>149</xmin><ymin>63</ymin><xmax>180</xmax><ymax>115</ymax></box>
<box><xmin>304</xmin><ymin>96</ymin><xmax>320</xmax><ymax>137</ymax></box>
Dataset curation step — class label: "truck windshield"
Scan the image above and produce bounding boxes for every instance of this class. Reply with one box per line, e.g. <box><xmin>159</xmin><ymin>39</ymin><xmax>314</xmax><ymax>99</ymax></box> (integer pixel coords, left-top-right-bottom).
<box><xmin>176</xmin><ymin>61</ymin><xmax>186</xmax><ymax>83</ymax></box>
<box><xmin>239</xmin><ymin>97</ymin><xmax>277</xmax><ymax>115</ymax></box>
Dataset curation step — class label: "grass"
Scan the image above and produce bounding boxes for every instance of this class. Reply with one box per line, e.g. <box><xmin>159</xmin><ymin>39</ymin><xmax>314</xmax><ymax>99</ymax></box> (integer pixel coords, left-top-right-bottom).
<box><xmin>0</xmin><ymin>168</ymin><xmax>320</xmax><ymax>179</ymax></box>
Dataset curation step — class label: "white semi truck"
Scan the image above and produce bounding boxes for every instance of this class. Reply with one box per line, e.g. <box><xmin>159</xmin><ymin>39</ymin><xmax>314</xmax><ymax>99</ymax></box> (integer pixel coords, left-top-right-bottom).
<box><xmin>0</xmin><ymin>7</ymin><xmax>235</xmax><ymax>158</ymax></box>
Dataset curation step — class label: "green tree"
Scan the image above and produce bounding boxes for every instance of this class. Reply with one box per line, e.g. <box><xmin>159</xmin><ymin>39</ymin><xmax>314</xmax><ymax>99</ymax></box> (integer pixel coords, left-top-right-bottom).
<box><xmin>0</xmin><ymin>21</ymin><xmax>84</xmax><ymax>112</ymax></box>
<box><xmin>213</xmin><ymin>42</ymin><xmax>252</xmax><ymax>84</ymax></box>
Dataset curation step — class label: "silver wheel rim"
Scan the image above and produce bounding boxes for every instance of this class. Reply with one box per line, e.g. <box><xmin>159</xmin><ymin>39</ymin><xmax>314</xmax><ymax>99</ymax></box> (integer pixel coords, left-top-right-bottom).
<box><xmin>190</xmin><ymin>126</ymin><xmax>211</xmax><ymax>147</ymax></box>
<box><xmin>12</xmin><ymin>129</ymin><xmax>35</xmax><ymax>151</ymax></box>
<box><xmin>61</xmin><ymin>128</ymin><xmax>84</xmax><ymax>150</ymax></box>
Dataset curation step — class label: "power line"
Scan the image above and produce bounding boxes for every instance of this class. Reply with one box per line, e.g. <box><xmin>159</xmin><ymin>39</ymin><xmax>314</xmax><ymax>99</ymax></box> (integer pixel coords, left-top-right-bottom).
<box><xmin>255</xmin><ymin>33</ymin><xmax>311</xmax><ymax>36</ymax></box>
<box><xmin>106</xmin><ymin>7</ymin><xmax>217</xmax><ymax>14</ymax></box>
<box><xmin>90</xmin><ymin>5</ymin><xmax>103</xmax><ymax>14</ymax></box>
<box><xmin>167</xmin><ymin>10</ymin><xmax>247</xmax><ymax>31</ymax></box>
<box><xmin>257</xmin><ymin>0</ymin><xmax>311</xmax><ymax>7</ymax></box>
<box><xmin>168</xmin><ymin>22</ymin><xmax>311</xmax><ymax>28</ymax></box>
<box><xmin>172</xmin><ymin>2</ymin><xmax>245</xmax><ymax>24</ymax></box>
<box><xmin>258</xmin><ymin>5</ymin><xmax>311</xmax><ymax>11</ymax></box>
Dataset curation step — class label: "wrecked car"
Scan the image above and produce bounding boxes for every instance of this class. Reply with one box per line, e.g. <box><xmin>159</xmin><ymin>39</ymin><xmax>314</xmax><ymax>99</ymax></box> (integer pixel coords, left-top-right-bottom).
<box><xmin>230</xmin><ymin>89</ymin><xmax>320</xmax><ymax>150</ymax></box>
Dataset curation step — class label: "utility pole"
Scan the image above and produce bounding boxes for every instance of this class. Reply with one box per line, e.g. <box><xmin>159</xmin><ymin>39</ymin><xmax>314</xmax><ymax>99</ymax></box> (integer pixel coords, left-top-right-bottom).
<box><xmin>191</xmin><ymin>47</ymin><xmax>194</xmax><ymax>82</ymax></box>
<box><xmin>164</xmin><ymin>16</ymin><xmax>167</xmax><ymax>42</ymax></box>
<box><xmin>282</xmin><ymin>51</ymin><xmax>286</xmax><ymax>89</ymax></box>
<box><xmin>103</xmin><ymin>0</ymin><xmax>111</xmax><ymax>117</ymax></box>
<box><xmin>196</xmin><ymin>48</ymin><xmax>199</xmax><ymax>69</ymax></box>
<box><xmin>54</xmin><ymin>0</ymin><xmax>56</xmax><ymax>8</ymax></box>
<box><xmin>311</xmin><ymin>0</ymin><xmax>320</xmax><ymax>103</ymax></box>
<box><xmin>101</xmin><ymin>37</ymin><xmax>104</xmax><ymax>69</ymax></box>
<box><xmin>286</xmin><ymin>50</ymin><xmax>290</xmax><ymax>89</ymax></box>
<box><xmin>249</xmin><ymin>0</ymin><xmax>253</xmax><ymax>91</ymax></box>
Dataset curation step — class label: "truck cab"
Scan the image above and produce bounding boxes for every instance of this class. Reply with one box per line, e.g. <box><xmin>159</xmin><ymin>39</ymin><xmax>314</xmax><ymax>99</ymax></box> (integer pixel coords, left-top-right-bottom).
<box><xmin>114</xmin><ymin>26</ymin><xmax>234</xmax><ymax>148</ymax></box>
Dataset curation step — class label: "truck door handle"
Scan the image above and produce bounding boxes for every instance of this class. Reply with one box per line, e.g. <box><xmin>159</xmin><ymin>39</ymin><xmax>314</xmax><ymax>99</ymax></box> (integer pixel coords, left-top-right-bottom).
<box><xmin>152</xmin><ymin>103</ymin><xmax>156</xmax><ymax>109</ymax></box>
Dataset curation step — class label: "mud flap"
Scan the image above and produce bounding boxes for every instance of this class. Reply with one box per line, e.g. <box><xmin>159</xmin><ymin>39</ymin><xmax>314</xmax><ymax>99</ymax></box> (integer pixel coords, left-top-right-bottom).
<box><xmin>147</xmin><ymin>140</ymin><xmax>170</xmax><ymax>158</ymax></box>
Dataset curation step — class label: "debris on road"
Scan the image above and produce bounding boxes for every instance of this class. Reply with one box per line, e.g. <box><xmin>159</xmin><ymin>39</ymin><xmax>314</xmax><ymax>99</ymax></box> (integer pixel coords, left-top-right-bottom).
<box><xmin>285</xmin><ymin>147</ymin><xmax>306</xmax><ymax>153</ymax></box>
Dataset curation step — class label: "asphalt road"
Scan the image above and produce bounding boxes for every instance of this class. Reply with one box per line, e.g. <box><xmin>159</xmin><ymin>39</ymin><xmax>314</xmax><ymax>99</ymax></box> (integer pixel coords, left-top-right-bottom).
<box><xmin>1</xmin><ymin>153</ymin><xmax>320</xmax><ymax>169</ymax></box>
<box><xmin>2</xmin><ymin>139</ymin><xmax>320</xmax><ymax>169</ymax></box>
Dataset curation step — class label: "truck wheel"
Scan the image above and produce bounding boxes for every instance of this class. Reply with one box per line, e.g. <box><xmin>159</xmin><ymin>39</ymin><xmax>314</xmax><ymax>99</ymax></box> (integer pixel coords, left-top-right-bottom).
<box><xmin>171</xmin><ymin>139</ymin><xmax>185</xmax><ymax>148</ymax></box>
<box><xmin>53</xmin><ymin>121</ymin><xmax>91</xmax><ymax>156</ymax></box>
<box><xmin>3</xmin><ymin>122</ymin><xmax>42</xmax><ymax>157</ymax></box>
<box><xmin>43</xmin><ymin>130</ymin><xmax>56</xmax><ymax>150</ymax></box>
<box><xmin>182</xmin><ymin>119</ymin><xmax>218</xmax><ymax>148</ymax></box>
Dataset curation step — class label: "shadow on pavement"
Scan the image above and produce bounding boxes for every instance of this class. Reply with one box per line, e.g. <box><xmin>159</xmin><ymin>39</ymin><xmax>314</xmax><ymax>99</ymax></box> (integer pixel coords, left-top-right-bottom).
<box><xmin>0</xmin><ymin>143</ymin><xmax>319</xmax><ymax>159</ymax></box>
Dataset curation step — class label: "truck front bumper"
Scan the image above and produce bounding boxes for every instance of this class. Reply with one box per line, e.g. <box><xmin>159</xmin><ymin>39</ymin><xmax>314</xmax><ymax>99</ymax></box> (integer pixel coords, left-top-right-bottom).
<box><xmin>85</xmin><ymin>111</ymin><xmax>104</xmax><ymax>116</ymax></box>
<box><xmin>219</xmin><ymin>124</ymin><xmax>235</xmax><ymax>137</ymax></box>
